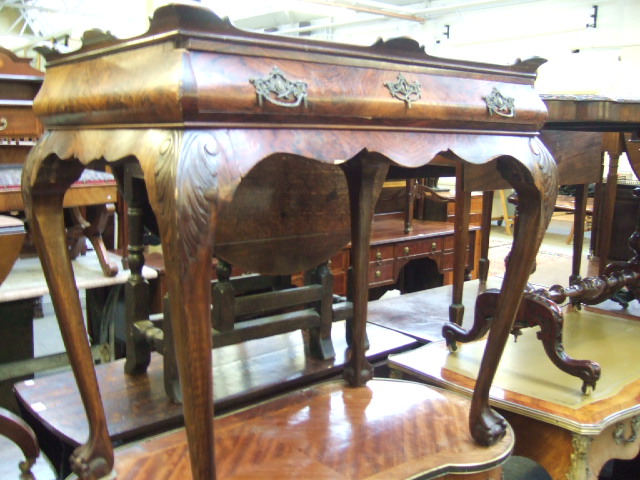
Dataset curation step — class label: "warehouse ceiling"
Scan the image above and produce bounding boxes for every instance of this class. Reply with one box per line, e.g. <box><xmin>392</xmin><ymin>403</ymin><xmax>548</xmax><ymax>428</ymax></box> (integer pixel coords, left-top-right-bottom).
<box><xmin>0</xmin><ymin>0</ymin><xmax>540</xmax><ymax>51</ymax></box>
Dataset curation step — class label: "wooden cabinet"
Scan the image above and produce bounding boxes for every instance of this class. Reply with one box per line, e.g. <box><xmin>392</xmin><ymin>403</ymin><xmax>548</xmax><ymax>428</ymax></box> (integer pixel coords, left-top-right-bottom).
<box><xmin>331</xmin><ymin>215</ymin><xmax>478</xmax><ymax>296</ymax></box>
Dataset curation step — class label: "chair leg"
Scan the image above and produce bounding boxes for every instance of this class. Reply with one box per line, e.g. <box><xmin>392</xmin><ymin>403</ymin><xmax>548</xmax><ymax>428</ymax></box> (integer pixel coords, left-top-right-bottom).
<box><xmin>0</xmin><ymin>407</ymin><xmax>39</xmax><ymax>473</ymax></box>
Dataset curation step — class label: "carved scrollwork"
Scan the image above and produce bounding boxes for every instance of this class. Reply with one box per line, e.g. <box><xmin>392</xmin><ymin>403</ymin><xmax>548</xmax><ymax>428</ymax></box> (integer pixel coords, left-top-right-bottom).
<box><xmin>614</xmin><ymin>415</ymin><xmax>640</xmax><ymax>445</ymax></box>
<box><xmin>250</xmin><ymin>66</ymin><xmax>308</xmax><ymax>108</ymax></box>
<box><xmin>384</xmin><ymin>73</ymin><xmax>421</xmax><ymax>108</ymax></box>
<box><xmin>154</xmin><ymin>131</ymin><xmax>223</xmax><ymax>267</ymax></box>
<box><xmin>483</xmin><ymin>87</ymin><xmax>515</xmax><ymax>118</ymax></box>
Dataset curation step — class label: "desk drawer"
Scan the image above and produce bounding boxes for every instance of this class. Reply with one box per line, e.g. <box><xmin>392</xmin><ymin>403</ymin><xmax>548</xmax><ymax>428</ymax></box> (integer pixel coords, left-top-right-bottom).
<box><xmin>395</xmin><ymin>238</ymin><xmax>443</xmax><ymax>259</ymax></box>
<box><xmin>368</xmin><ymin>259</ymin><xmax>395</xmax><ymax>286</ymax></box>
<box><xmin>442</xmin><ymin>251</ymin><xmax>470</xmax><ymax>271</ymax></box>
<box><xmin>0</xmin><ymin>107</ymin><xmax>41</xmax><ymax>137</ymax></box>
<box><xmin>369</xmin><ymin>245</ymin><xmax>394</xmax><ymax>262</ymax></box>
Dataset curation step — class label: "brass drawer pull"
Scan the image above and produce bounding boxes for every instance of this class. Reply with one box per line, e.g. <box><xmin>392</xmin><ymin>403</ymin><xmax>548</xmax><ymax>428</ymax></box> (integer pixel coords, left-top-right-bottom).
<box><xmin>483</xmin><ymin>87</ymin><xmax>515</xmax><ymax>118</ymax></box>
<box><xmin>431</xmin><ymin>242</ymin><xmax>437</xmax><ymax>252</ymax></box>
<box><xmin>375</xmin><ymin>270</ymin><xmax>382</xmax><ymax>279</ymax></box>
<box><xmin>403</xmin><ymin>246</ymin><xmax>410</xmax><ymax>256</ymax></box>
<box><xmin>384</xmin><ymin>73</ymin><xmax>421</xmax><ymax>108</ymax></box>
<box><xmin>375</xmin><ymin>251</ymin><xmax>382</xmax><ymax>262</ymax></box>
<box><xmin>0</xmin><ymin>117</ymin><xmax>7</xmax><ymax>131</ymax></box>
<box><xmin>250</xmin><ymin>66</ymin><xmax>308</xmax><ymax>108</ymax></box>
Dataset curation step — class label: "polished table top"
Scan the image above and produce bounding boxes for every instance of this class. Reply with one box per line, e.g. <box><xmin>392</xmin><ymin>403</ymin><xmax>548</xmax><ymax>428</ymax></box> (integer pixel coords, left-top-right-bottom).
<box><xmin>389</xmin><ymin>306</ymin><xmax>640</xmax><ymax>435</ymax></box>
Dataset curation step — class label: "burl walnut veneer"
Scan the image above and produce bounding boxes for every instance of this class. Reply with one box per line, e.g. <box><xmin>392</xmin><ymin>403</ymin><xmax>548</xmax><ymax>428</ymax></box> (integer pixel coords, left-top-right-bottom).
<box><xmin>22</xmin><ymin>3</ymin><xmax>556</xmax><ymax>478</ymax></box>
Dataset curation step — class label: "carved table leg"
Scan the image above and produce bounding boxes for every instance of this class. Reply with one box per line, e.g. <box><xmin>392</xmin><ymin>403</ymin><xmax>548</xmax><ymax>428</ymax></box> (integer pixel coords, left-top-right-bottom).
<box><xmin>468</xmin><ymin>139</ymin><xmax>558</xmax><ymax>446</ymax></box>
<box><xmin>145</xmin><ymin>131</ymin><xmax>220</xmax><ymax>479</ymax></box>
<box><xmin>340</xmin><ymin>153</ymin><xmax>389</xmax><ymax>387</ymax></box>
<box><xmin>22</xmin><ymin>156</ymin><xmax>114</xmax><ymax>479</ymax></box>
<box><xmin>450</xmin><ymin>165</ymin><xmax>471</xmax><ymax>326</ymax></box>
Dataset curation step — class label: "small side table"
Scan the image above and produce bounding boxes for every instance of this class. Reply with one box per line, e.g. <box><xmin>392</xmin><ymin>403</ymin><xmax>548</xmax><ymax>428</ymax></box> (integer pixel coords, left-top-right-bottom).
<box><xmin>389</xmin><ymin>308</ymin><xmax>640</xmax><ymax>480</ymax></box>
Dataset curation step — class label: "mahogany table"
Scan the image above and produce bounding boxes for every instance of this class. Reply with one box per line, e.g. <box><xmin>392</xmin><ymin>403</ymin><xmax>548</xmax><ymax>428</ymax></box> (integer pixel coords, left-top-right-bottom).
<box><xmin>15</xmin><ymin>320</ymin><xmax>419</xmax><ymax>478</ymax></box>
<box><xmin>21</xmin><ymin>3</ymin><xmax>556</xmax><ymax>478</ymax></box>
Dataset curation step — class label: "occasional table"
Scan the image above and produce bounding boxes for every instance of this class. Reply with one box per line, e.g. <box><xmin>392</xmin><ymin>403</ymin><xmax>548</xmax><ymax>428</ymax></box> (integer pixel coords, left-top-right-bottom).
<box><xmin>22</xmin><ymin>3</ymin><xmax>557</xmax><ymax>478</ymax></box>
<box><xmin>389</xmin><ymin>308</ymin><xmax>640</xmax><ymax>480</ymax></box>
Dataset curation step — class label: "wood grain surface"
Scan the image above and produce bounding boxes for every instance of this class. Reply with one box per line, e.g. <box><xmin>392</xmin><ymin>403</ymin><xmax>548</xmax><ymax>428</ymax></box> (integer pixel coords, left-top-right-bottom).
<box><xmin>101</xmin><ymin>379</ymin><xmax>513</xmax><ymax>480</ymax></box>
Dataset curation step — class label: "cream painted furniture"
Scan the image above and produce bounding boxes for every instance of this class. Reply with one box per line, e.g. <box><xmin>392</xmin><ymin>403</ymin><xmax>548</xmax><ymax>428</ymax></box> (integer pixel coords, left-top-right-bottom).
<box><xmin>389</xmin><ymin>308</ymin><xmax>640</xmax><ymax>480</ymax></box>
<box><xmin>0</xmin><ymin>251</ymin><xmax>157</xmax><ymax>382</ymax></box>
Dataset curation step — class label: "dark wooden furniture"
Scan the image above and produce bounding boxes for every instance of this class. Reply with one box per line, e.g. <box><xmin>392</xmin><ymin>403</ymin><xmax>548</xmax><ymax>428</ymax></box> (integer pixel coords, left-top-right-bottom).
<box><xmin>554</xmin><ymin>193</ymin><xmax>594</xmax><ymax>245</ymax></box>
<box><xmin>22</xmin><ymin>4</ymin><xmax>556</xmax><ymax>478</ymax></box>
<box><xmin>15</xmin><ymin>320</ymin><xmax>420</xmax><ymax>478</ymax></box>
<box><xmin>445</xmin><ymin>96</ymin><xmax>640</xmax><ymax>394</ymax></box>
<box><xmin>366</xmin><ymin>216</ymin><xmax>478</xmax><ymax>293</ymax></box>
<box><xmin>390</xmin><ymin>307</ymin><xmax>640</xmax><ymax>480</ymax></box>
<box><xmin>542</xmin><ymin>95</ymin><xmax>640</xmax><ymax>275</ymax></box>
<box><xmin>0</xmin><ymin>47</ymin><xmax>119</xmax><ymax>277</ymax></box>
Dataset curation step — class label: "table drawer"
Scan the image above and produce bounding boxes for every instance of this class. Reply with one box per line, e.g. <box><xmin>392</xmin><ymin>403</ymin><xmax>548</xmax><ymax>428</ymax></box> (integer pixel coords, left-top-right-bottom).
<box><xmin>368</xmin><ymin>259</ymin><xmax>395</xmax><ymax>286</ymax></box>
<box><xmin>395</xmin><ymin>237</ymin><xmax>443</xmax><ymax>259</ymax></box>
<box><xmin>370</xmin><ymin>245</ymin><xmax>395</xmax><ymax>262</ymax></box>
<box><xmin>0</xmin><ymin>107</ymin><xmax>40</xmax><ymax>137</ymax></box>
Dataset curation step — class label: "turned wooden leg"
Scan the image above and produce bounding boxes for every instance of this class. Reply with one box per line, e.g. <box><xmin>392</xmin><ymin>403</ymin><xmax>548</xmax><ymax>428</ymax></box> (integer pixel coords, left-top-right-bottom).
<box><xmin>450</xmin><ymin>165</ymin><xmax>471</xmax><ymax>326</ymax></box>
<box><xmin>341</xmin><ymin>153</ymin><xmax>389</xmax><ymax>387</ymax></box>
<box><xmin>23</xmin><ymin>160</ymin><xmax>114</xmax><ymax>479</ymax></box>
<box><xmin>479</xmin><ymin>191</ymin><xmax>494</xmax><ymax>283</ymax></box>
<box><xmin>469</xmin><ymin>139</ymin><xmax>558</xmax><ymax>446</ymax></box>
<box><xmin>123</xmin><ymin>167</ymin><xmax>153</xmax><ymax>376</ymax></box>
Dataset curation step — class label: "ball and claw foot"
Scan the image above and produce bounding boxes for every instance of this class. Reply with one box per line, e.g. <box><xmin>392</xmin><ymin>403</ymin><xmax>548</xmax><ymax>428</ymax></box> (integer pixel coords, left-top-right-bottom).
<box><xmin>471</xmin><ymin>408</ymin><xmax>508</xmax><ymax>447</ymax></box>
<box><xmin>70</xmin><ymin>446</ymin><xmax>114</xmax><ymax>480</ymax></box>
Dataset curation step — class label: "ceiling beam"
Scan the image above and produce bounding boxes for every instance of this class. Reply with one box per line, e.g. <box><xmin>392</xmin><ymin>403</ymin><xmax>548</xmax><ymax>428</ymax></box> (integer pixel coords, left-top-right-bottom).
<box><xmin>296</xmin><ymin>0</ymin><xmax>425</xmax><ymax>23</ymax></box>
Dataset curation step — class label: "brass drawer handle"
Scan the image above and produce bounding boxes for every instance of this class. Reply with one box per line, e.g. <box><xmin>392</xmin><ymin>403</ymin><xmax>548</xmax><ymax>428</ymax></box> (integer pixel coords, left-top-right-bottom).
<box><xmin>403</xmin><ymin>246</ymin><xmax>410</xmax><ymax>255</ymax></box>
<box><xmin>375</xmin><ymin>270</ymin><xmax>382</xmax><ymax>279</ymax></box>
<box><xmin>375</xmin><ymin>251</ymin><xmax>382</xmax><ymax>261</ymax></box>
<box><xmin>250</xmin><ymin>66</ymin><xmax>308</xmax><ymax>108</ymax></box>
<box><xmin>384</xmin><ymin>73</ymin><xmax>421</xmax><ymax>108</ymax></box>
<box><xmin>431</xmin><ymin>242</ymin><xmax>437</xmax><ymax>252</ymax></box>
<box><xmin>483</xmin><ymin>87</ymin><xmax>515</xmax><ymax>118</ymax></box>
<box><xmin>0</xmin><ymin>117</ymin><xmax>7</xmax><ymax>131</ymax></box>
